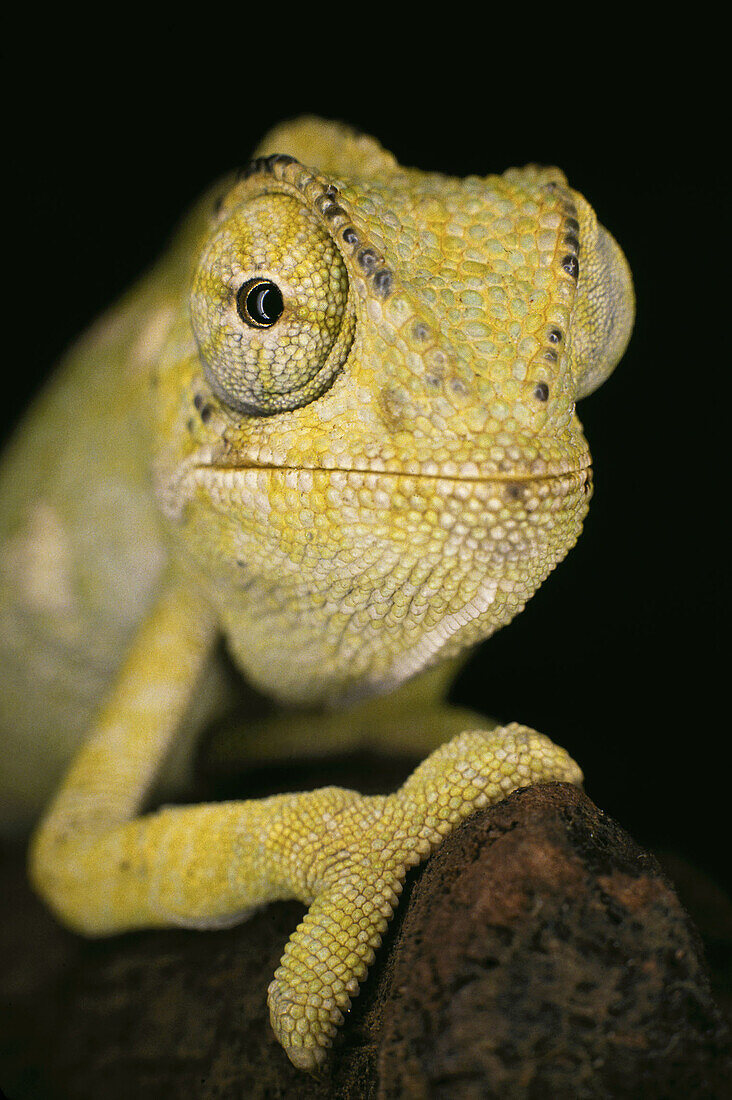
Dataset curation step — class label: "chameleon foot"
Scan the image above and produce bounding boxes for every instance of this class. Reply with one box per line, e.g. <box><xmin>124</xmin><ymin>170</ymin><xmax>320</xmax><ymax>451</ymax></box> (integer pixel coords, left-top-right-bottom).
<box><xmin>267</xmin><ymin>723</ymin><xmax>582</xmax><ymax>1070</ymax></box>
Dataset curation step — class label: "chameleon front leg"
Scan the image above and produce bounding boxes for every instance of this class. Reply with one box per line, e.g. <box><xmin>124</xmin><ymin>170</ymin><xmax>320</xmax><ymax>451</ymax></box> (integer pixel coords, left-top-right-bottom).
<box><xmin>29</xmin><ymin>575</ymin><xmax>582</xmax><ymax>1071</ymax></box>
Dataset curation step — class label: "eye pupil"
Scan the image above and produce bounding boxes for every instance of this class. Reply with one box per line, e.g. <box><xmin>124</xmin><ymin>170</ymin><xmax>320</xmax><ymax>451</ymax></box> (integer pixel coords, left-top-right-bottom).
<box><xmin>236</xmin><ymin>278</ymin><xmax>284</xmax><ymax>328</ymax></box>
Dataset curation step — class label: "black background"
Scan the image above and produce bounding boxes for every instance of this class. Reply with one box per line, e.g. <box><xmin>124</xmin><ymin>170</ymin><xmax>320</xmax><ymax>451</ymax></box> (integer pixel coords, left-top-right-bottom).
<box><xmin>2</xmin><ymin>38</ymin><xmax>727</xmax><ymax>907</ymax></box>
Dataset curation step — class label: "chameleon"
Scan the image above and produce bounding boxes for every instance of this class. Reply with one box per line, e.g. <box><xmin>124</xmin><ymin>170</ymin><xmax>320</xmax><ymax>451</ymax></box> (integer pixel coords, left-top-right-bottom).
<box><xmin>0</xmin><ymin>117</ymin><xmax>634</xmax><ymax>1071</ymax></box>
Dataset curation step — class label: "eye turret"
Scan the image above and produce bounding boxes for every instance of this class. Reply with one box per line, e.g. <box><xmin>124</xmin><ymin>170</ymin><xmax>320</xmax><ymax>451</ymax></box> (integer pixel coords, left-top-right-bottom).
<box><xmin>191</xmin><ymin>193</ymin><xmax>354</xmax><ymax>415</ymax></box>
<box><xmin>568</xmin><ymin>204</ymin><xmax>635</xmax><ymax>401</ymax></box>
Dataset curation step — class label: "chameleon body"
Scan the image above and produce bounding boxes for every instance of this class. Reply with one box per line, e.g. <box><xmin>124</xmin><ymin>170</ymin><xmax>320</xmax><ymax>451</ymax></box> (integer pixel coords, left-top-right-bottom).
<box><xmin>0</xmin><ymin>118</ymin><xmax>633</xmax><ymax>1070</ymax></box>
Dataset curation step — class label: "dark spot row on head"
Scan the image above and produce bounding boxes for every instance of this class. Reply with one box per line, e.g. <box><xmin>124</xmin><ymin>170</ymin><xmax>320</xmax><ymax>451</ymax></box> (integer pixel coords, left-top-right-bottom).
<box><xmin>234</xmin><ymin>154</ymin><xmax>298</xmax><ymax>183</ymax></box>
<box><xmin>564</xmin><ymin>215</ymin><xmax>580</xmax><ymax>240</ymax></box>
<box><xmin>563</xmin><ymin>215</ymin><xmax>580</xmax><ymax>261</ymax></box>
<box><xmin>286</xmin><ymin>172</ymin><xmax>396</xmax><ymax>301</ymax></box>
<box><xmin>530</xmin><ymin>188</ymin><xmax>579</xmax><ymax>402</ymax></box>
<box><xmin>340</xmin><ymin>229</ymin><xmax>393</xmax><ymax>300</ymax></box>
<box><xmin>295</xmin><ymin>176</ymin><xmax>396</xmax><ymax>300</ymax></box>
<box><xmin>226</xmin><ymin>152</ymin><xmax>395</xmax><ymax>301</ymax></box>
<box><xmin>214</xmin><ymin>154</ymin><xmax>306</xmax><ymax>220</ymax></box>
<box><xmin>561</xmin><ymin>254</ymin><xmax>580</xmax><ymax>279</ymax></box>
<box><xmin>315</xmin><ymin>186</ymin><xmax>347</xmax><ymax>223</ymax></box>
<box><xmin>564</xmin><ymin>230</ymin><xmax>580</xmax><ymax>254</ymax></box>
<box><xmin>532</xmin><ymin>325</ymin><xmax>565</xmax><ymax>403</ymax></box>
<box><xmin>321</xmin><ymin>201</ymin><xmax>347</xmax><ymax>220</ymax></box>
<box><xmin>373</xmin><ymin>268</ymin><xmax>394</xmax><ymax>295</ymax></box>
<box><xmin>192</xmin><ymin>392</ymin><xmax>214</xmax><ymax>423</ymax></box>
<box><xmin>540</xmin><ymin>181</ymin><xmax>581</xmax><ymax>286</ymax></box>
<box><xmin>559</xmin><ymin>199</ymin><xmax>580</xmax><ymax>281</ymax></box>
<box><xmin>357</xmin><ymin>248</ymin><xmax>379</xmax><ymax>274</ymax></box>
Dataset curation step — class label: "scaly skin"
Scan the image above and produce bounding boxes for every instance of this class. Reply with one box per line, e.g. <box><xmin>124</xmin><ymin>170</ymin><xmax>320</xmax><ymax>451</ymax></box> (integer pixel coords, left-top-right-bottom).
<box><xmin>0</xmin><ymin>117</ymin><xmax>634</xmax><ymax>1070</ymax></box>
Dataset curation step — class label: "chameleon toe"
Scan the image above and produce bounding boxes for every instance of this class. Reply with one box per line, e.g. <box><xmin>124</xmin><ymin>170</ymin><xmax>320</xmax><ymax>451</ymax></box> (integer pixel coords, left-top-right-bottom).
<box><xmin>265</xmin><ymin>724</ymin><xmax>582</xmax><ymax>1069</ymax></box>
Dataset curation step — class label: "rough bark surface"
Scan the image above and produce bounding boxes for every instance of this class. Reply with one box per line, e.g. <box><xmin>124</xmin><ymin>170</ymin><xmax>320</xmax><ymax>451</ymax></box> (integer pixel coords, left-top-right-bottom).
<box><xmin>1</xmin><ymin>783</ymin><xmax>729</xmax><ymax>1098</ymax></box>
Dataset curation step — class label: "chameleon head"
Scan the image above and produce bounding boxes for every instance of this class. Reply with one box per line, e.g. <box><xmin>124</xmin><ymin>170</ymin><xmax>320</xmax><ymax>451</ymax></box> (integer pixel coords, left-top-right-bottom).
<box><xmin>152</xmin><ymin>126</ymin><xmax>634</xmax><ymax>705</ymax></box>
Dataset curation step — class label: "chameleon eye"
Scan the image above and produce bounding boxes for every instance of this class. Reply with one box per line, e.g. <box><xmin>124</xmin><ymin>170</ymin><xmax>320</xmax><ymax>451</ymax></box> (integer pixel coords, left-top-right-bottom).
<box><xmin>236</xmin><ymin>279</ymin><xmax>284</xmax><ymax>328</ymax></box>
<box><xmin>191</xmin><ymin>193</ymin><xmax>355</xmax><ymax>416</ymax></box>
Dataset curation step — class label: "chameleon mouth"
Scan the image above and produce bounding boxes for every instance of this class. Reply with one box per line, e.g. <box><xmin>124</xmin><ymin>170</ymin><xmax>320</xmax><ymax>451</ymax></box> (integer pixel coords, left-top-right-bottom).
<box><xmin>193</xmin><ymin>457</ymin><xmax>592</xmax><ymax>483</ymax></box>
<box><xmin>204</xmin><ymin>462</ymin><xmax>591</xmax><ymax>513</ymax></box>
<box><xmin>160</xmin><ymin>448</ymin><xmax>592</xmax><ymax>521</ymax></box>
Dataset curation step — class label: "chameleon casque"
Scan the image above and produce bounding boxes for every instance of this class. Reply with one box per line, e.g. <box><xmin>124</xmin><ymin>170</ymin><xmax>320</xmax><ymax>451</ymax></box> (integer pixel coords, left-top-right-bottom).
<box><xmin>0</xmin><ymin>117</ymin><xmax>634</xmax><ymax>1070</ymax></box>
